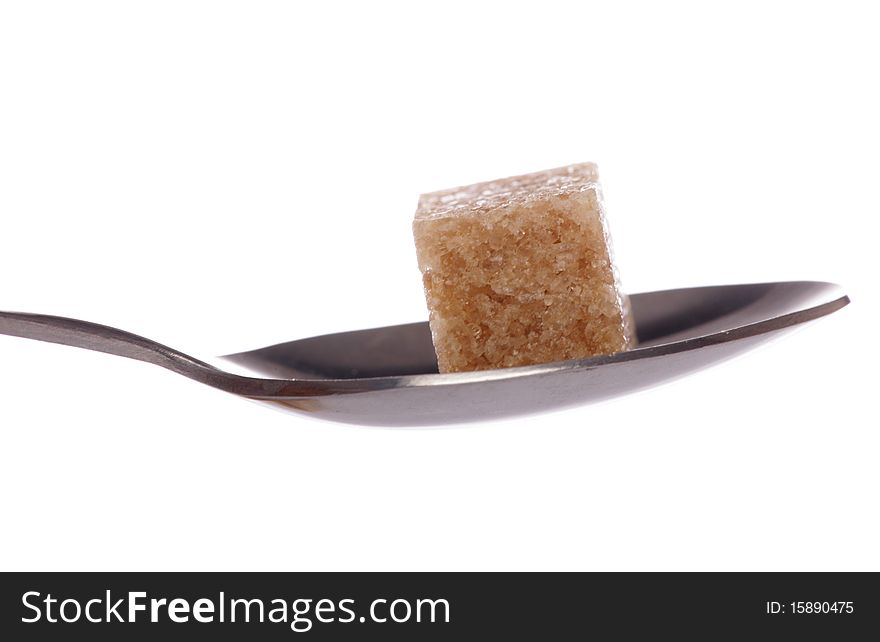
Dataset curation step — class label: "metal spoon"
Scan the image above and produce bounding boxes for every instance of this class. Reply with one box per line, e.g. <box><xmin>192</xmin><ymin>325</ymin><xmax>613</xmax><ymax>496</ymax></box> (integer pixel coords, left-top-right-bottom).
<box><xmin>0</xmin><ymin>281</ymin><xmax>848</xmax><ymax>426</ymax></box>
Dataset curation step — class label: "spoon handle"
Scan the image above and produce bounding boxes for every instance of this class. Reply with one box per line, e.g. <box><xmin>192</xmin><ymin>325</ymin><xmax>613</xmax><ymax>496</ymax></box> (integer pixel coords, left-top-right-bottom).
<box><xmin>0</xmin><ymin>310</ymin><xmax>242</xmax><ymax>390</ymax></box>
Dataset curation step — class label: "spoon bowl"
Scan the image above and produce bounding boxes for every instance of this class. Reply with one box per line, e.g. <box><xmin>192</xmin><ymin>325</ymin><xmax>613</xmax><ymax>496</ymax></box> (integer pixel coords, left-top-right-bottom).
<box><xmin>0</xmin><ymin>281</ymin><xmax>849</xmax><ymax>426</ymax></box>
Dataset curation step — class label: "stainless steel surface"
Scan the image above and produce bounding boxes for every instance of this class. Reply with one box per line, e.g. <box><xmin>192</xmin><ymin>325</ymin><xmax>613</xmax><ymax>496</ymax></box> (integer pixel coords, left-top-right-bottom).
<box><xmin>0</xmin><ymin>281</ymin><xmax>849</xmax><ymax>425</ymax></box>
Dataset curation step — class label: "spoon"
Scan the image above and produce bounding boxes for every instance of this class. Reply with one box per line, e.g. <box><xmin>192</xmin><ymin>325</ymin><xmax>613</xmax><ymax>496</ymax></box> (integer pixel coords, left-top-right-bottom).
<box><xmin>0</xmin><ymin>281</ymin><xmax>848</xmax><ymax>426</ymax></box>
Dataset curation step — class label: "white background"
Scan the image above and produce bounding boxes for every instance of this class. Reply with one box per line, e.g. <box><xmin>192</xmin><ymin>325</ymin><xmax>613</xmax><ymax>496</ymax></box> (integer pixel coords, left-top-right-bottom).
<box><xmin>1</xmin><ymin>1</ymin><xmax>877</xmax><ymax>571</ymax></box>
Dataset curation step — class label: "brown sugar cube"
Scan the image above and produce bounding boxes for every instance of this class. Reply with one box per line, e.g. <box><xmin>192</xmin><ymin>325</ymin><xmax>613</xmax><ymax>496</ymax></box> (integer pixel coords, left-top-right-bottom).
<box><xmin>413</xmin><ymin>162</ymin><xmax>635</xmax><ymax>373</ymax></box>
